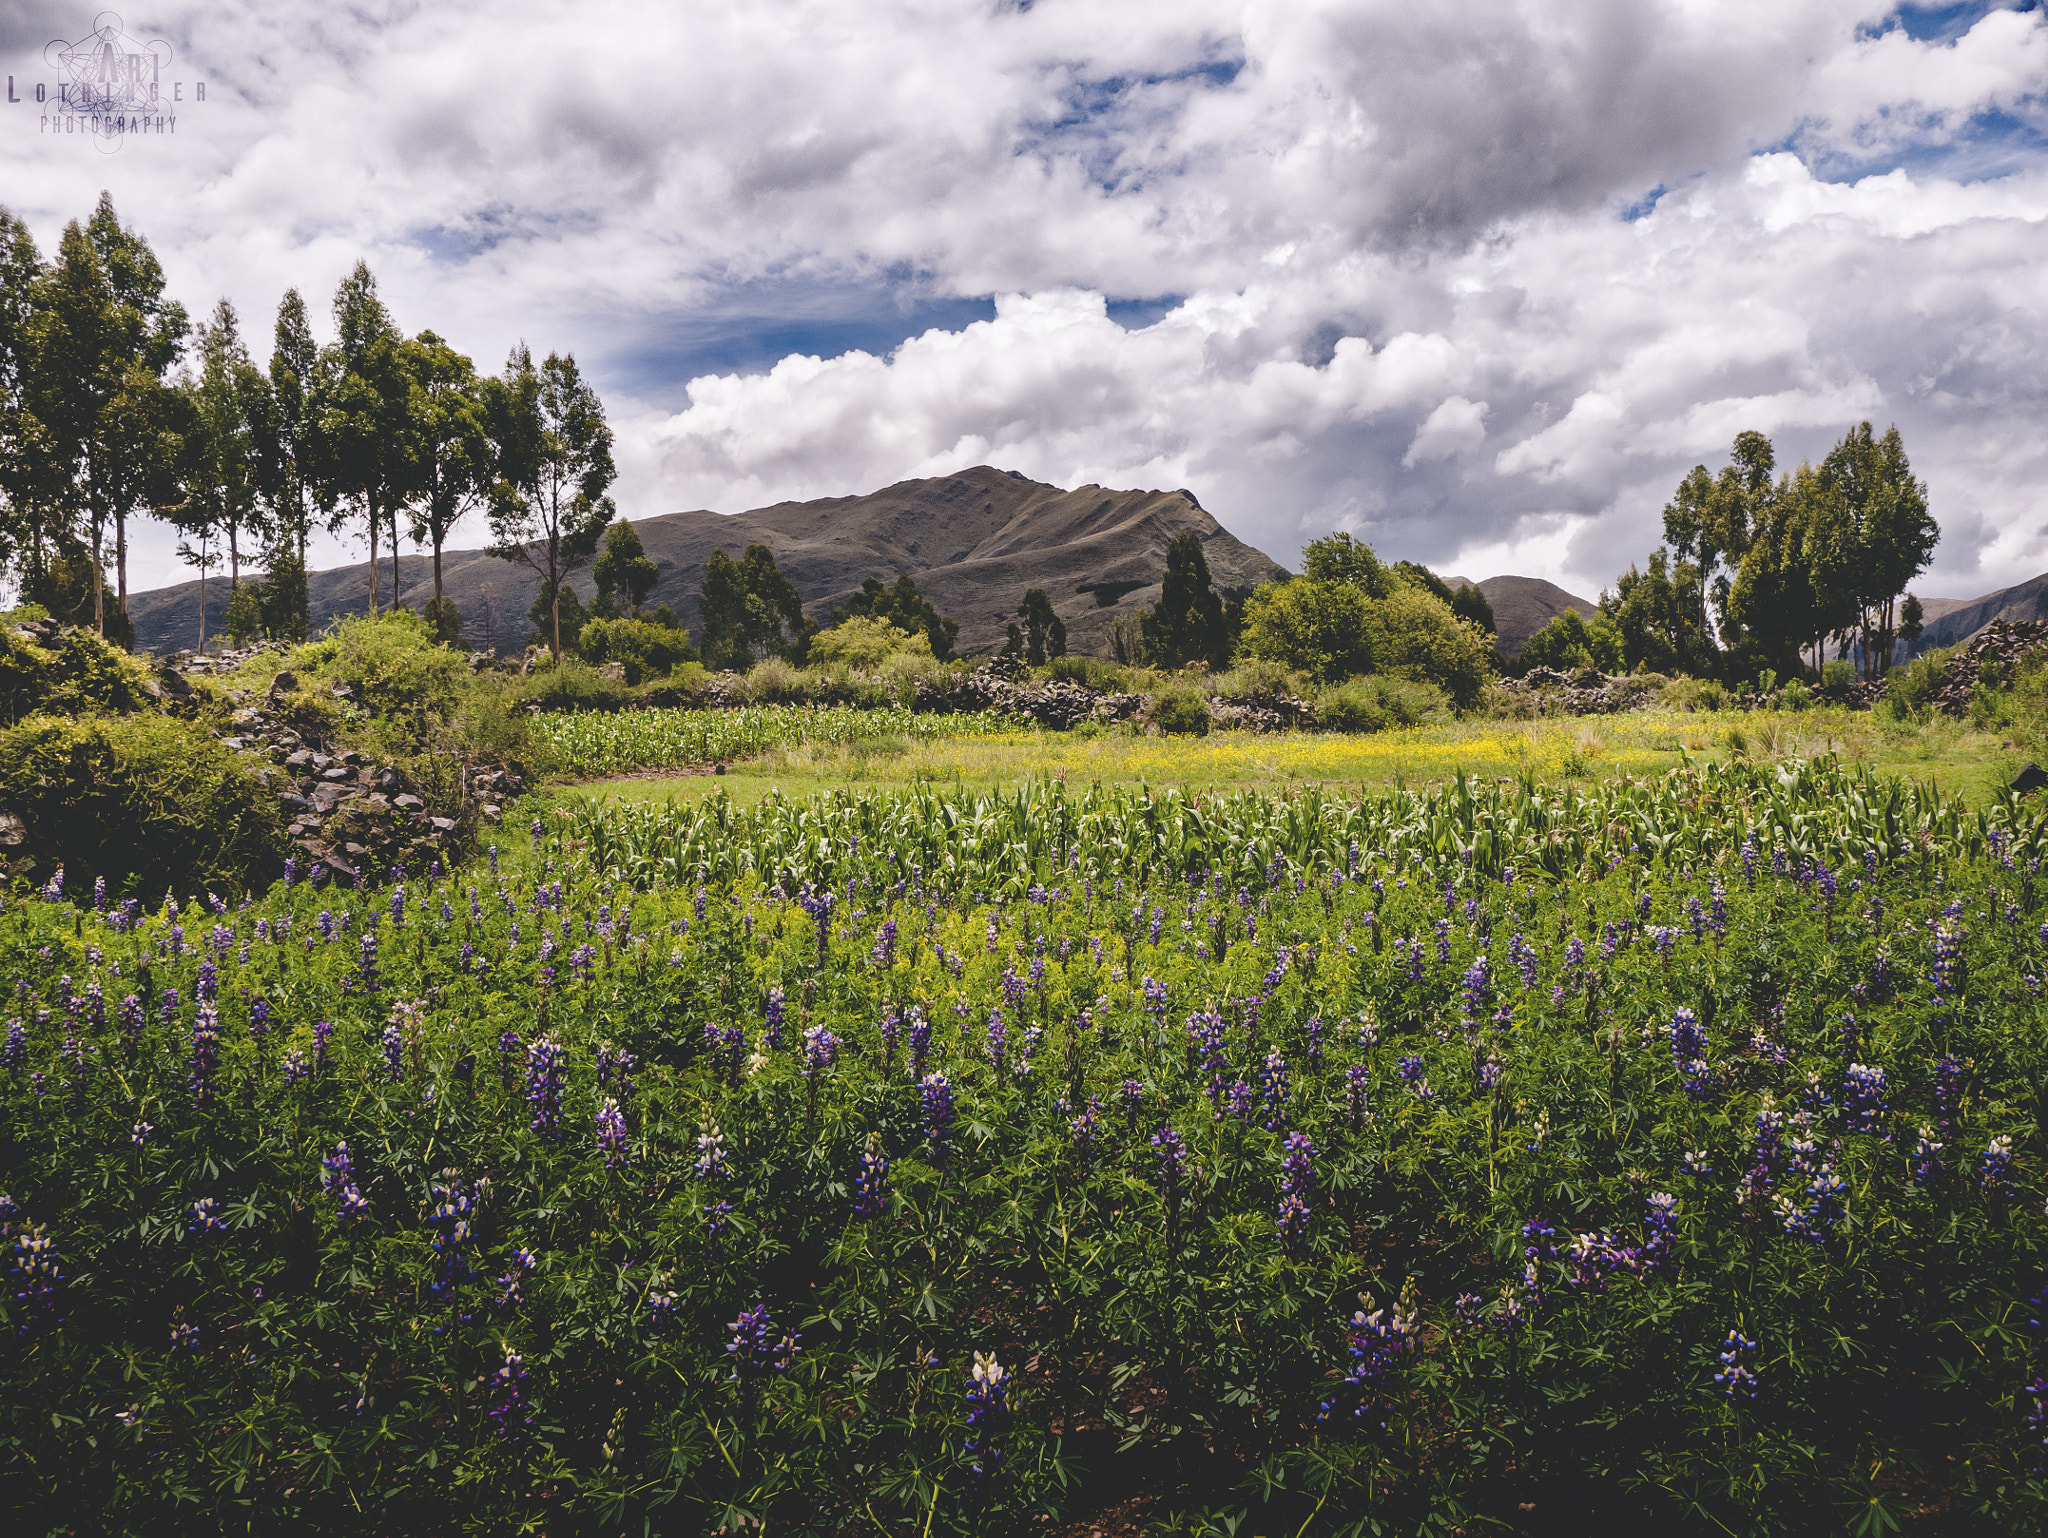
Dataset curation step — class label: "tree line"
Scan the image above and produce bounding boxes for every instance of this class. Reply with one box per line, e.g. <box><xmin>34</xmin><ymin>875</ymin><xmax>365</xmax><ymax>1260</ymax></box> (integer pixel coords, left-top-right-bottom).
<box><xmin>0</xmin><ymin>193</ymin><xmax>620</xmax><ymax>658</ymax></box>
<box><xmin>1522</xmin><ymin>423</ymin><xmax>1939</xmax><ymax>683</ymax></box>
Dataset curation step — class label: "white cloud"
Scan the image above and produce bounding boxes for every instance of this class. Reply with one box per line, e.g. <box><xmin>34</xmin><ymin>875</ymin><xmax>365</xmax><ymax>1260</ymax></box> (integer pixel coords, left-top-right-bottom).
<box><xmin>7</xmin><ymin>2</ymin><xmax>2048</xmax><ymax>605</ymax></box>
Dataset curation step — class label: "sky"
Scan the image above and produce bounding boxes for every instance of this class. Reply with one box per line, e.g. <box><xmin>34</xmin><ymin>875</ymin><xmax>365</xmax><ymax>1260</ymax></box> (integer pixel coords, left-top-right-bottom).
<box><xmin>6</xmin><ymin>0</ymin><xmax>2048</xmax><ymax>603</ymax></box>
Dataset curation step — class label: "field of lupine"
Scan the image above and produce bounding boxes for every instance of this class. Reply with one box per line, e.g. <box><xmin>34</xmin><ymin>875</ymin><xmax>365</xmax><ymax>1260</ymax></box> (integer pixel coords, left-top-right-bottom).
<box><xmin>3</xmin><ymin>756</ymin><xmax>2048</xmax><ymax>1534</ymax></box>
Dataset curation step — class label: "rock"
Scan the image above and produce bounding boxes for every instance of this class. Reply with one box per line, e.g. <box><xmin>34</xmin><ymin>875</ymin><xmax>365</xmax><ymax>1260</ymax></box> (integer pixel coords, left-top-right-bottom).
<box><xmin>0</xmin><ymin>811</ymin><xmax>25</xmax><ymax>847</ymax></box>
<box><xmin>331</xmin><ymin>681</ymin><xmax>362</xmax><ymax>704</ymax></box>
<box><xmin>2014</xmin><ymin>762</ymin><xmax>2048</xmax><ymax>795</ymax></box>
<box><xmin>155</xmin><ymin>667</ymin><xmax>194</xmax><ymax>699</ymax></box>
<box><xmin>713</xmin><ymin>762</ymin><xmax>726</xmax><ymax>775</ymax></box>
<box><xmin>278</xmin><ymin>792</ymin><xmax>312</xmax><ymax>815</ymax></box>
<box><xmin>269</xmin><ymin>670</ymin><xmax>297</xmax><ymax>695</ymax></box>
<box><xmin>221</xmin><ymin>736</ymin><xmax>248</xmax><ymax>751</ymax></box>
<box><xmin>481</xmin><ymin>804</ymin><xmax>503</xmax><ymax>823</ymax></box>
<box><xmin>375</xmin><ymin>768</ymin><xmax>402</xmax><ymax>791</ymax></box>
<box><xmin>321</xmin><ymin>766</ymin><xmax>351</xmax><ymax>782</ymax></box>
<box><xmin>393</xmin><ymin>794</ymin><xmax>424</xmax><ymax>811</ymax></box>
<box><xmin>429</xmin><ymin>817</ymin><xmax>457</xmax><ymax>833</ymax></box>
<box><xmin>311</xmin><ymin>785</ymin><xmax>350</xmax><ymax>812</ymax></box>
<box><xmin>285</xmin><ymin>751</ymin><xmax>311</xmax><ymax>770</ymax></box>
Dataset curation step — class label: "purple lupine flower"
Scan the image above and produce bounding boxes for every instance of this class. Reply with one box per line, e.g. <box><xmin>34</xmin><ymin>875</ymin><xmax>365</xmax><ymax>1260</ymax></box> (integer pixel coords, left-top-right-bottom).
<box><xmin>1669</xmin><ymin>1007</ymin><xmax>1716</xmax><ymax>1103</ymax></box>
<box><xmin>1121</xmin><ymin>1078</ymin><xmax>1145</xmax><ymax>1131</ymax></box>
<box><xmin>524</xmin><ymin>1034</ymin><xmax>566</xmax><ymax>1138</ymax></box>
<box><xmin>426</xmin><ymin>1175</ymin><xmax>478</xmax><ymax>1324</ymax></box>
<box><xmin>1714</xmin><ymin>1330</ymin><xmax>1759</xmax><ymax>1400</ymax></box>
<box><xmin>964</xmin><ymin>1352</ymin><xmax>1013</xmax><ymax>1482</ymax></box>
<box><xmin>482</xmin><ymin>1346</ymin><xmax>532</xmax><ymax>1438</ymax></box>
<box><xmin>320</xmin><ymin>1141</ymin><xmax>370</xmax><ymax>1221</ymax></box>
<box><xmin>188</xmin><ymin>1004</ymin><xmax>221</xmax><ymax>1105</ymax></box>
<box><xmin>169</xmin><ymin>1321</ymin><xmax>199</xmax><ymax>1351</ymax></box>
<box><xmin>596</xmin><ymin>1097</ymin><xmax>629</xmax><ymax>1169</ymax></box>
<box><xmin>1277</xmin><ymin>1132</ymin><xmax>1316</xmax><ymax>1255</ymax></box>
<box><xmin>854</xmin><ymin>1133</ymin><xmax>890</xmax><ymax>1217</ymax></box>
<box><xmin>1258</xmin><ymin>1047</ymin><xmax>1290</xmax><ymax>1131</ymax></box>
<box><xmin>1935</xmin><ymin>1056</ymin><xmax>1964</xmax><ymax>1142</ymax></box>
<box><xmin>1068</xmin><ymin>1096</ymin><xmax>1103</xmax><ymax>1161</ymax></box>
<box><xmin>495</xmin><ymin>1247</ymin><xmax>537</xmax><ymax>1308</ymax></box>
<box><xmin>1151</xmin><ymin>1125</ymin><xmax>1191</xmax><ymax>1240</ymax></box>
<box><xmin>983</xmin><ymin>1008</ymin><xmax>1008</xmax><ymax>1082</ymax></box>
<box><xmin>495</xmin><ymin>1028</ymin><xmax>521</xmax><ymax>1089</ymax></box>
<box><xmin>693</xmin><ymin>1116</ymin><xmax>729</xmax><ymax>1181</ymax></box>
<box><xmin>8</xmin><ymin>1223</ymin><xmax>64</xmax><ymax>1336</ymax></box>
<box><xmin>596</xmin><ymin>1044</ymin><xmax>637</xmax><ymax>1103</ymax></box>
<box><xmin>1396</xmin><ymin>1054</ymin><xmax>1433</xmax><ymax>1101</ymax></box>
<box><xmin>131</xmin><ymin>1120</ymin><xmax>154</xmax><ymax>1146</ymax></box>
<box><xmin>921</xmin><ymin>1073</ymin><xmax>955</xmax><ymax>1156</ymax></box>
<box><xmin>281</xmin><ymin>1049</ymin><xmax>310</xmax><ymax>1086</ymax></box>
<box><xmin>907</xmin><ymin>1005</ymin><xmax>931</xmax><ymax>1081</ymax></box>
<box><xmin>1842</xmin><ymin>1064</ymin><xmax>1888</xmax><ymax>1136</ymax></box>
<box><xmin>356</xmin><ymin>933</ymin><xmax>380</xmax><ymax>995</ymax></box>
<box><xmin>1319</xmin><ymin>1292</ymin><xmax>1421</xmax><ymax>1430</ymax></box>
<box><xmin>1460</xmin><ymin>955</ymin><xmax>1492</xmax><ymax>1018</ymax></box>
<box><xmin>1345</xmin><ymin>1064</ymin><xmax>1372</xmax><ymax>1128</ymax></box>
<box><xmin>1981</xmin><ymin>1136</ymin><xmax>2017</xmax><ymax>1203</ymax></box>
<box><xmin>1141</xmin><ymin>975</ymin><xmax>1169</xmax><ymax>1022</ymax></box>
<box><xmin>1</xmin><ymin>1017</ymin><xmax>23</xmax><ymax>1072</ymax></box>
<box><xmin>726</xmin><ymin>1303</ymin><xmax>801</xmax><ymax>1385</ymax></box>
<box><xmin>186</xmin><ymin>1197</ymin><xmax>226</xmax><ymax>1235</ymax></box>
<box><xmin>646</xmin><ymin>1290</ymin><xmax>678</xmax><ymax>1334</ymax></box>
<box><xmin>381</xmin><ymin>1018</ymin><xmax>404</xmax><ymax>1083</ymax></box>
<box><xmin>802</xmin><ymin>1024</ymin><xmax>841</xmax><ymax>1081</ymax></box>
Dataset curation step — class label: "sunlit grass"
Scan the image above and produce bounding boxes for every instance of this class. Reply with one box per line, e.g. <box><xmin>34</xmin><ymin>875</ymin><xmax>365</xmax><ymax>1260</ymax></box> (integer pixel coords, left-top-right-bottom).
<box><xmin>563</xmin><ymin>703</ymin><xmax>2033</xmax><ymax>811</ymax></box>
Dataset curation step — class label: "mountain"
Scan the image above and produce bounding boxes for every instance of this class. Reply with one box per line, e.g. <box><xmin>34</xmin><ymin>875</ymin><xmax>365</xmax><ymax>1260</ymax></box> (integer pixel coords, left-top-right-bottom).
<box><xmin>1911</xmin><ymin>573</ymin><xmax>2048</xmax><ymax>652</ymax></box>
<box><xmin>1475</xmin><ymin>575</ymin><xmax>1598</xmax><ymax>657</ymax></box>
<box><xmin>124</xmin><ymin>467</ymin><xmax>1291</xmax><ymax>659</ymax></box>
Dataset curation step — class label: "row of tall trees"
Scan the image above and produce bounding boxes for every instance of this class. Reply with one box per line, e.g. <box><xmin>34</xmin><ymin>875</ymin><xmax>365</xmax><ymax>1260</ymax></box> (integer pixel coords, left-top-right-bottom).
<box><xmin>1591</xmin><ymin>423</ymin><xmax>1937</xmax><ymax>682</ymax></box>
<box><xmin>0</xmin><ymin>193</ymin><xmax>615</xmax><ymax>658</ymax></box>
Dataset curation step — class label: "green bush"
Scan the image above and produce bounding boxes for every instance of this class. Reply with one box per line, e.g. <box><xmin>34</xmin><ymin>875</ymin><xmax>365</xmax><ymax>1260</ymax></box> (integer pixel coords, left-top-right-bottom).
<box><xmin>809</xmin><ymin>616</ymin><xmax>932</xmax><ymax>669</ymax></box>
<box><xmin>742</xmin><ymin>658</ymin><xmax>804</xmax><ymax>703</ymax></box>
<box><xmin>1237</xmin><ymin>578</ymin><xmax>1373</xmax><ymax>683</ymax></box>
<box><xmin>0</xmin><ymin>625</ymin><xmax>155</xmax><ymax>726</ymax></box>
<box><xmin>1363</xmin><ymin>585</ymin><xmax>1495</xmax><ymax>709</ymax></box>
<box><xmin>1661</xmin><ymin>676</ymin><xmax>1726</xmax><ymax>713</ymax></box>
<box><xmin>1151</xmin><ymin>684</ymin><xmax>1211</xmax><ymax>736</ymax></box>
<box><xmin>1780</xmin><ymin>678</ymin><xmax>1816</xmax><ymax>712</ymax></box>
<box><xmin>1821</xmin><ymin>658</ymin><xmax>1857</xmax><ymax>690</ymax></box>
<box><xmin>1319</xmin><ymin>674</ymin><xmax>1450</xmax><ymax>731</ymax></box>
<box><xmin>577</xmin><ymin>616</ymin><xmax>697</xmax><ymax>685</ymax></box>
<box><xmin>1043</xmin><ymin>655</ymin><xmax>1132</xmax><ymax>692</ymax></box>
<box><xmin>1517</xmin><ymin>608</ymin><xmax>1624</xmax><ymax>674</ymax></box>
<box><xmin>515</xmin><ymin>658</ymin><xmax>631</xmax><ymax>715</ymax></box>
<box><xmin>1214</xmin><ymin>658</ymin><xmax>1308</xmax><ymax>701</ymax></box>
<box><xmin>308</xmin><ymin>611</ymin><xmax>469</xmax><ymax>728</ymax></box>
<box><xmin>0</xmin><ymin>712</ymin><xmax>288</xmax><ymax>897</ymax></box>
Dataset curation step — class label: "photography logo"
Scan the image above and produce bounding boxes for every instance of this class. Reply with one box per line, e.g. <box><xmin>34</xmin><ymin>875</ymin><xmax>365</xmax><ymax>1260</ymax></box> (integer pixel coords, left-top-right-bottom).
<box><xmin>12</xmin><ymin>11</ymin><xmax>204</xmax><ymax>151</ymax></box>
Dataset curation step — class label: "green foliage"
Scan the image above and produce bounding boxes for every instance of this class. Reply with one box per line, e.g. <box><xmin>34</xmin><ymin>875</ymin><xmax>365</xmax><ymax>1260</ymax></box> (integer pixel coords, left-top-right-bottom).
<box><xmin>592</xmin><ymin>518</ymin><xmax>660</xmax><ymax>616</ymax></box>
<box><xmin>260</xmin><ymin>541</ymin><xmax>310</xmax><ymax>642</ymax></box>
<box><xmin>20</xmin><ymin>549</ymin><xmax>131</xmax><ymax>649</ymax></box>
<box><xmin>1518</xmin><ymin>608</ymin><xmax>1624</xmax><ymax>674</ymax></box>
<box><xmin>1661</xmin><ymin>675</ymin><xmax>1727</xmax><ymax>712</ymax></box>
<box><xmin>1780</xmin><ymin>678</ymin><xmax>1816</xmax><ymax>712</ymax></box>
<box><xmin>1822</xmin><ymin>658</ymin><xmax>1857</xmax><ymax>690</ymax></box>
<box><xmin>1142</xmin><ymin>531</ymin><xmax>1230</xmax><ymax>668</ymax></box>
<box><xmin>1317</xmin><ymin>673</ymin><xmax>1449</xmax><ymax>731</ymax></box>
<box><xmin>1602</xmin><ymin>547</ymin><xmax>1716</xmax><ymax>677</ymax></box>
<box><xmin>807</xmin><ymin>614</ymin><xmax>932</xmax><ymax>669</ymax></box>
<box><xmin>421</xmin><ymin>594</ymin><xmax>462</xmax><ymax>646</ymax></box>
<box><xmin>826</xmin><ymin>572</ymin><xmax>961</xmax><ymax>662</ymax></box>
<box><xmin>1043</xmin><ymin>655</ymin><xmax>1132</xmax><ymax>692</ymax></box>
<box><xmin>1237</xmin><ymin>577</ymin><xmax>1373</xmax><ymax>683</ymax></box>
<box><xmin>528</xmin><ymin>580</ymin><xmax>588</xmax><ymax>654</ymax></box>
<box><xmin>1450</xmin><ymin>581</ymin><xmax>1494</xmax><ymax>633</ymax></box>
<box><xmin>1362</xmin><ymin>584</ymin><xmax>1495</xmax><ymax>708</ymax></box>
<box><xmin>699</xmin><ymin>545</ymin><xmax>815</xmax><ymax>671</ymax></box>
<box><xmin>537</xmin><ymin>704</ymin><xmax>1018</xmax><ymax>776</ymax></box>
<box><xmin>1213</xmin><ymin>658</ymin><xmax>1308</xmax><ymax>701</ymax></box>
<box><xmin>1301</xmin><ymin>531</ymin><xmax>1396</xmax><ymax>598</ymax></box>
<box><xmin>1151</xmin><ymin>683</ymin><xmax>1211</xmax><ymax>735</ymax></box>
<box><xmin>0</xmin><ymin>623</ymin><xmax>154</xmax><ymax>725</ymax></box>
<box><xmin>2</xmin><ymin>759</ymin><xmax>2048</xmax><ymax>1530</ymax></box>
<box><xmin>0</xmin><ymin>711</ymin><xmax>286</xmax><ymax>895</ymax></box>
<box><xmin>576</xmin><ymin>615</ymin><xmax>698</xmax><ymax>685</ymax></box>
<box><xmin>514</xmin><ymin>655</ymin><xmax>631</xmax><ymax>715</ymax></box>
<box><xmin>310</xmin><ymin>610</ymin><xmax>470</xmax><ymax>730</ymax></box>
<box><xmin>222</xmin><ymin>580</ymin><xmax>264</xmax><ymax>645</ymax></box>
<box><xmin>1017</xmin><ymin>587</ymin><xmax>1066</xmax><ymax>665</ymax></box>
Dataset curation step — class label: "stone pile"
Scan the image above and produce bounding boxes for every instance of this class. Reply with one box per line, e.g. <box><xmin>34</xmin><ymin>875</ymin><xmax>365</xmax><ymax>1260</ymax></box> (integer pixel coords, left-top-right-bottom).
<box><xmin>1926</xmin><ymin>619</ymin><xmax>2048</xmax><ymax>715</ymax></box>
<box><xmin>1493</xmin><ymin>666</ymin><xmax>1650</xmax><ymax>716</ymax></box>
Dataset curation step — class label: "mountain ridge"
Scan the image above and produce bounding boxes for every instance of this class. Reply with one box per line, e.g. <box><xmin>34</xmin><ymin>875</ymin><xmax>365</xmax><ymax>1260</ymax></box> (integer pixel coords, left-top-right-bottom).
<box><xmin>125</xmin><ymin>467</ymin><xmax>1289</xmax><ymax>659</ymax></box>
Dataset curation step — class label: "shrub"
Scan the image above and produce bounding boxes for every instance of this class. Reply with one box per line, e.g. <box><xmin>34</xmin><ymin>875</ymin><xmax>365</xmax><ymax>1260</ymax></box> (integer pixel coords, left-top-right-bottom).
<box><xmin>1363</xmin><ymin>585</ymin><xmax>1495</xmax><ymax>709</ymax></box>
<box><xmin>1319</xmin><ymin>675</ymin><xmax>1451</xmax><ymax>731</ymax></box>
<box><xmin>1237</xmin><ymin>578</ymin><xmax>1373</xmax><ymax>683</ymax></box>
<box><xmin>1151</xmin><ymin>684</ymin><xmax>1211</xmax><ymax>736</ymax></box>
<box><xmin>743</xmin><ymin>657</ymin><xmax>804</xmax><ymax>703</ymax></box>
<box><xmin>515</xmin><ymin>658</ymin><xmax>630</xmax><ymax>714</ymax></box>
<box><xmin>310</xmin><ymin>611</ymin><xmax>469</xmax><ymax>726</ymax></box>
<box><xmin>0</xmin><ymin>712</ymin><xmax>288</xmax><ymax>897</ymax></box>
<box><xmin>0</xmin><ymin>624</ymin><xmax>156</xmax><ymax>726</ymax></box>
<box><xmin>1780</xmin><ymin>679</ymin><xmax>1816</xmax><ymax>712</ymax></box>
<box><xmin>577</xmin><ymin>617</ymin><xmax>697</xmax><ymax>685</ymax></box>
<box><xmin>809</xmin><ymin>616</ymin><xmax>932</xmax><ymax>669</ymax></box>
<box><xmin>1661</xmin><ymin>677</ymin><xmax>1726</xmax><ymax>713</ymax></box>
<box><xmin>1821</xmin><ymin>658</ymin><xmax>1857</xmax><ymax>690</ymax></box>
<box><xmin>1043</xmin><ymin>655</ymin><xmax>1132</xmax><ymax>692</ymax></box>
<box><xmin>1517</xmin><ymin>608</ymin><xmax>1624</xmax><ymax>674</ymax></box>
<box><xmin>1215</xmin><ymin>658</ymin><xmax>1309</xmax><ymax>702</ymax></box>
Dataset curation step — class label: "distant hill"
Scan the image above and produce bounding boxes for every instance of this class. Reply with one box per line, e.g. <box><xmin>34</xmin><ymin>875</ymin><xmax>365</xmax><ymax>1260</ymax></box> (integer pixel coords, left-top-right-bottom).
<box><xmin>1475</xmin><ymin>575</ymin><xmax>1598</xmax><ymax>657</ymax></box>
<box><xmin>1912</xmin><ymin>573</ymin><xmax>2048</xmax><ymax>652</ymax></box>
<box><xmin>125</xmin><ymin>467</ymin><xmax>1290</xmax><ymax>658</ymax></box>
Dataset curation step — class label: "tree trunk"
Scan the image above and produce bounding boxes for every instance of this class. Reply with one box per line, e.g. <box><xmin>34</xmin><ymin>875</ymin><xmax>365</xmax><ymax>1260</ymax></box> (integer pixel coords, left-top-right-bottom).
<box><xmin>433</xmin><ymin>534</ymin><xmax>444</xmax><ymax>606</ymax></box>
<box><xmin>196</xmin><ymin>541</ymin><xmax>208</xmax><ymax>651</ymax></box>
<box><xmin>90</xmin><ymin>510</ymin><xmax>105</xmax><ymax>635</ymax></box>
<box><xmin>115</xmin><ymin>507</ymin><xmax>129</xmax><ymax>628</ymax></box>
<box><xmin>229</xmin><ymin>524</ymin><xmax>240</xmax><ymax>590</ymax></box>
<box><xmin>367</xmin><ymin>503</ymin><xmax>380</xmax><ymax>617</ymax></box>
<box><xmin>550</xmin><ymin>580</ymin><xmax>562</xmax><ymax>661</ymax></box>
<box><xmin>389</xmin><ymin>507</ymin><xmax>401</xmax><ymax>615</ymax></box>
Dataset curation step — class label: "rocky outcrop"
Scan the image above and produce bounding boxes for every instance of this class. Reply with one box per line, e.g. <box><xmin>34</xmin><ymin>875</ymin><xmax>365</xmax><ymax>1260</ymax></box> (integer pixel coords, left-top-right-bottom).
<box><xmin>1926</xmin><ymin>618</ymin><xmax>2048</xmax><ymax>715</ymax></box>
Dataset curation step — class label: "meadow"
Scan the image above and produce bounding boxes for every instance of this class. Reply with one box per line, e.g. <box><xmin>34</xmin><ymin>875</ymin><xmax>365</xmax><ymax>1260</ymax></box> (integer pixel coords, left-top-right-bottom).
<box><xmin>2</xmin><ymin>751</ymin><xmax>2046</xmax><ymax>1534</ymax></box>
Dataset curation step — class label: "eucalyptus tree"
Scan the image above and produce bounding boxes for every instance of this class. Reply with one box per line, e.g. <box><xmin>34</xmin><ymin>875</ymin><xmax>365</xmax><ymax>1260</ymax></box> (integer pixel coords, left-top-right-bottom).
<box><xmin>170</xmin><ymin>299</ymin><xmax>271</xmax><ymax>600</ymax></box>
<box><xmin>399</xmin><ymin>330</ymin><xmax>492</xmax><ymax>641</ymax></box>
<box><xmin>250</xmin><ymin>289</ymin><xmax>317</xmax><ymax>638</ymax></box>
<box><xmin>486</xmin><ymin>345</ymin><xmax>615</xmax><ymax>661</ymax></box>
<box><xmin>0</xmin><ymin>208</ymin><xmax>50</xmax><ymax>594</ymax></box>
<box><xmin>309</xmin><ymin>262</ymin><xmax>414</xmax><ymax>616</ymax></box>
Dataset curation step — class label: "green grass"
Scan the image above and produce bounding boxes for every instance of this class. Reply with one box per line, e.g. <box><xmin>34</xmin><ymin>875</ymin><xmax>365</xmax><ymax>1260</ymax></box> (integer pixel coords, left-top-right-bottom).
<box><xmin>563</xmin><ymin>705</ymin><xmax>2032</xmax><ymax>811</ymax></box>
